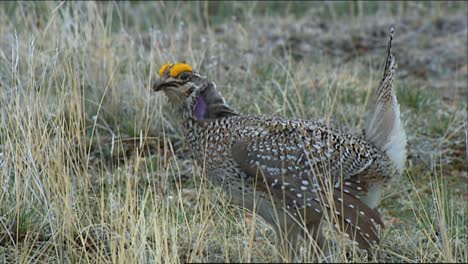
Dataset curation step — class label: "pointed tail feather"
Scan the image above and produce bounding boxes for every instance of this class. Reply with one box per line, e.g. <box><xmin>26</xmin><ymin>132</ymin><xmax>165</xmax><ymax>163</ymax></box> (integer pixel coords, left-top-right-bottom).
<box><xmin>365</xmin><ymin>27</ymin><xmax>407</xmax><ymax>174</ymax></box>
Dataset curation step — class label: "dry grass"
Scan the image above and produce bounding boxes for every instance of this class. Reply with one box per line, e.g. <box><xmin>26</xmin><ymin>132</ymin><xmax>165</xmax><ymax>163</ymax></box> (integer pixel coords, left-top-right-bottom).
<box><xmin>0</xmin><ymin>1</ymin><xmax>466</xmax><ymax>263</ymax></box>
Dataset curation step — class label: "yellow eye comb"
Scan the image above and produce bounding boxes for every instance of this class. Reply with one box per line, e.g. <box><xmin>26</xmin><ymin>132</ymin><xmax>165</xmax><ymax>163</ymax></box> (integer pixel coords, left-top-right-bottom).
<box><xmin>159</xmin><ymin>62</ymin><xmax>193</xmax><ymax>77</ymax></box>
<box><xmin>159</xmin><ymin>62</ymin><xmax>173</xmax><ymax>76</ymax></box>
<box><xmin>169</xmin><ymin>63</ymin><xmax>192</xmax><ymax>77</ymax></box>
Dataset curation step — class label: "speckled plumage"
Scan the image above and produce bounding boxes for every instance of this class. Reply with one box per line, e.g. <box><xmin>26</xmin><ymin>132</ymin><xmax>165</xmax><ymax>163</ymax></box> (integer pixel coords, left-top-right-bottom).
<box><xmin>153</xmin><ymin>29</ymin><xmax>406</xmax><ymax>257</ymax></box>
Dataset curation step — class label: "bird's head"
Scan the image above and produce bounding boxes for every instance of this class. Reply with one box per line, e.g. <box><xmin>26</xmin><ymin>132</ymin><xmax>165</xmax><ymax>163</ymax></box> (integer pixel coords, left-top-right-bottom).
<box><xmin>153</xmin><ymin>62</ymin><xmax>237</xmax><ymax>120</ymax></box>
<box><xmin>152</xmin><ymin>62</ymin><xmax>206</xmax><ymax>107</ymax></box>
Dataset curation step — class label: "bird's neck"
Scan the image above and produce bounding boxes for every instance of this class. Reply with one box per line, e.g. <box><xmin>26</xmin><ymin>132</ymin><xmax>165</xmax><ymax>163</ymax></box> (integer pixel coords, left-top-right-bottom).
<box><xmin>180</xmin><ymin>83</ymin><xmax>238</xmax><ymax>122</ymax></box>
<box><xmin>178</xmin><ymin>83</ymin><xmax>238</xmax><ymax>144</ymax></box>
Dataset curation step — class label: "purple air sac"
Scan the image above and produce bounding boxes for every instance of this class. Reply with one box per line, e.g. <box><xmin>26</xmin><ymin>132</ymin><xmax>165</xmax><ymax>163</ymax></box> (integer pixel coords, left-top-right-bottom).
<box><xmin>194</xmin><ymin>96</ymin><xmax>208</xmax><ymax>119</ymax></box>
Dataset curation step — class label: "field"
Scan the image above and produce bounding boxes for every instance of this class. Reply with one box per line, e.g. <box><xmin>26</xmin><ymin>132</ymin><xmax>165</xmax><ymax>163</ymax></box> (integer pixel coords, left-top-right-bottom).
<box><xmin>0</xmin><ymin>1</ymin><xmax>466</xmax><ymax>263</ymax></box>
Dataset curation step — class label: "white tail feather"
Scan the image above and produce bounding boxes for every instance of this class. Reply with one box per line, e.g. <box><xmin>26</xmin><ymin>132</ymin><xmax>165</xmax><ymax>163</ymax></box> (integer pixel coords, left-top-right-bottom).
<box><xmin>365</xmin><ymin>28</ymin><xmax>407</xmax><ymax>174</ymax></box>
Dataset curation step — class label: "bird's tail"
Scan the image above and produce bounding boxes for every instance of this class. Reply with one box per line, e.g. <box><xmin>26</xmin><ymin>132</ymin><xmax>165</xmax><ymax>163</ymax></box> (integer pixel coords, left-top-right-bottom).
<box><xmin>364</xmin><ymin>28</ymin><xmax>407</xmax><ymax>175</ymax></box>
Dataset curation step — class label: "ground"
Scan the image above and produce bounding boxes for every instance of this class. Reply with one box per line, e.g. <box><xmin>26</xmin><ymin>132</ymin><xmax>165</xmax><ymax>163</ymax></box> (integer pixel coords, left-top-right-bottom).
<box><xmin>0</xmin><ymin>2</ymin><xmax>466</xmax><ymax>263</ymax></box>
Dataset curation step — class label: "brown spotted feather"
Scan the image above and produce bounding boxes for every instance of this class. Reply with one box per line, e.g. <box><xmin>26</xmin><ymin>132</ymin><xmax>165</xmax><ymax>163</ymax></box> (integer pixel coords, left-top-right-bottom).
<box><xmin>153</xmin><ymin>28</ymin><xmax>405</xmax><ymax>259</ymax></box>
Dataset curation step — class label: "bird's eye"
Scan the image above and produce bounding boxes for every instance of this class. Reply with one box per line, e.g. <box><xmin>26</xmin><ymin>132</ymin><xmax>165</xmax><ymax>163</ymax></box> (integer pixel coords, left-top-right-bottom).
<box><xmin>178</xmin><ymin>72</ymin><xmax>191</xmax><ymax>81</ymax></box>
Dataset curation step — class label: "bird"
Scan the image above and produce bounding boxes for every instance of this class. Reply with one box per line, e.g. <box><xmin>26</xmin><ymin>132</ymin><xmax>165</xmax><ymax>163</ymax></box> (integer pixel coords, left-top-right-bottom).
<box><xmin>152</xmin><ymin>28</ymin><xmax>406</xmax><ymax>260</ymax></box>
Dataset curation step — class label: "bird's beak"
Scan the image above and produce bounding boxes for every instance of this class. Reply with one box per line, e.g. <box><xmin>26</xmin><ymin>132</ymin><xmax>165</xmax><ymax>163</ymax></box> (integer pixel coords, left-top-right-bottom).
<box><xmin>152</xmin><ymin>79</ymin><xmax>165</xmax><ymax>92</ymax></box>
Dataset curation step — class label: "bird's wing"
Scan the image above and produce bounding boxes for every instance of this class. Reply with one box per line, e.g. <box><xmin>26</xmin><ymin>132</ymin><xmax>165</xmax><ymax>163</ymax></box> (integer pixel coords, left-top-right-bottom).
<box><xmin>231</xmin><ymin>138</ymin><xmax>384</xmax><ymax>251</ymax></box>
<box><xmin>231</xmin><ymin>122</ymin><xmax>376</xmax><ymax>194</ymax></box>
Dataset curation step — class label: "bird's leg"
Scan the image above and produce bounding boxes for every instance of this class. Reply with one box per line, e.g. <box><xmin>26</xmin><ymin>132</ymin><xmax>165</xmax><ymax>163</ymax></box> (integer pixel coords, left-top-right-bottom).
<box><xmin>274</xmin><ymin>224</ymin><xmax>301</xmax><ymax>262</ymax></box>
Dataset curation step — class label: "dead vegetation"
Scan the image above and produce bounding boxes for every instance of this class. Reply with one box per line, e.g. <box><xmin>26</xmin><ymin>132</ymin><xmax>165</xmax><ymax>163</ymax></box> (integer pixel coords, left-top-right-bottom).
<box><xmin>0</xmin><ymin>1</ymin><xmax>466</xmax><ymax>263</ymax></box>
